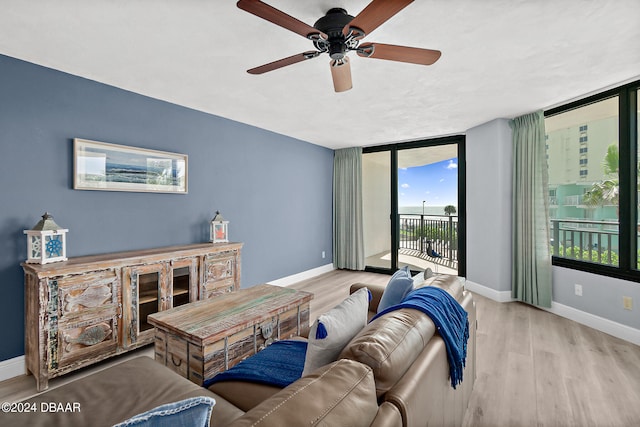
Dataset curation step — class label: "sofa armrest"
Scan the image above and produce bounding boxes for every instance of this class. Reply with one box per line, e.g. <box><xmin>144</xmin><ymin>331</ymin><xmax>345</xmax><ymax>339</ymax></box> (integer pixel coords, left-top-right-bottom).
<box><xmin>382</xmin><ymin>290</ymin><xmax>477</xmax><ymax>427</ymax></box>
<box><xmin>384</xmin><ymin>337</ymin><xmax>451</xmax><ymax>427</ymax></box>
<box><xmin>350</xmin><ymin>282</ymin><xmax>386</xmax><ymax>313</ymax></box>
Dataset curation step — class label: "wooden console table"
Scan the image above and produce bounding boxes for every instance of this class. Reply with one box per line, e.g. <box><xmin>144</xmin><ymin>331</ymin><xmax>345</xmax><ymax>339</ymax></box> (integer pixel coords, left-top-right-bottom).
<box><xmin>23</xmin><ymin>242</ymin><xmax>242</xmax><ymax>391</ymax></box>
<box><xmin>148</xmin><ymin>284</ymin><xmax>313</xmax><ymax>385</ymax></box>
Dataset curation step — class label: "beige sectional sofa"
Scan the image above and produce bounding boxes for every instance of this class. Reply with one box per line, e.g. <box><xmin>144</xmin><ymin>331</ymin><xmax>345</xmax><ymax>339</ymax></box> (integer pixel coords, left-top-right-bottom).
<box><xmin>2</xmin><ymin>274</ymin><xmax>476</xmax><ymax>427</ymax></box>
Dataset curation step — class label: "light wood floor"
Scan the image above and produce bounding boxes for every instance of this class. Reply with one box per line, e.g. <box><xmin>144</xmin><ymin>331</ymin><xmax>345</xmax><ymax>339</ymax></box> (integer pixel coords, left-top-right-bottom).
<box><xmin>2</xmin><ymin>270</ymin><xmax>640</xmax><ymax>426</ymax></box>
<box><xmin>463</xmin><ymin>288</ymin><xmax>640</xmax><ymax>427</ymax></box>
<box><xmin>289</xmin><ymin>269</ymin><xmax>390</xmax><ymax>322</ymax></box>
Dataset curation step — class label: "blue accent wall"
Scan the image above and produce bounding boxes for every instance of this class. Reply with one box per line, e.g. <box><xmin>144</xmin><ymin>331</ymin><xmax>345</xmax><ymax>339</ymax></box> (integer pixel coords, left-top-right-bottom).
<box><xmin>0</xmin><ymin>54</ymin><xmax>334</xmax><ymax>361</ymax></box>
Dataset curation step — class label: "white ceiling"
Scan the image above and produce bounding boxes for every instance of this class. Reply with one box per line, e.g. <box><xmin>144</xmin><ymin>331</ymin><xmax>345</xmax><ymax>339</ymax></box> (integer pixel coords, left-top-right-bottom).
<box><xmin>1</xmin><ymin>0</ymin><xmax>639</xmax><ymax>150</ymax></box>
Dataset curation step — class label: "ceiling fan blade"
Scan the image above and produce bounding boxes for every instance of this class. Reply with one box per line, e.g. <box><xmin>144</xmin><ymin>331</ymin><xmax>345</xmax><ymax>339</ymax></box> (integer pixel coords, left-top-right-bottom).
<box><xmin>343</xmin><ymin>0</ymin><xmax>414</xmax><ymax>38</ymax></box>
<box><xmin>237</xmin><ymin>0</ymin><xmax>325</xmax><ymax>39</ymax></box>
<box><xmin>357</xmin><ymin>43</ymin><xmax>441</xmax><ymax>65</ymax></box>
<box><xmin>247</xmin><ymin>51</ymin><xmax>320</xmax><ymax>74</ymax></box>
<box><xmin>330</xmin><ymin>57</ymin><xmax>353</xmax><ymax>93</ymax></box>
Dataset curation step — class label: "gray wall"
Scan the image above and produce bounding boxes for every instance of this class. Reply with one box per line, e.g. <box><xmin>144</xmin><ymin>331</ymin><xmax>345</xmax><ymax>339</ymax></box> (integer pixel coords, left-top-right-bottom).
<box><xmin>0</xmin><ymin>54</ymin><xmax>334</xmax><ymax>362</ymax></box>
<box><xmin>466</xmin><ymin>118</ymin><xmax>640</xmax><ymax>331</ymax></box>
<box><xmin>466</xmin><ymin>119</ymin><xmax>513</xmax><ymax>292</ymax></box>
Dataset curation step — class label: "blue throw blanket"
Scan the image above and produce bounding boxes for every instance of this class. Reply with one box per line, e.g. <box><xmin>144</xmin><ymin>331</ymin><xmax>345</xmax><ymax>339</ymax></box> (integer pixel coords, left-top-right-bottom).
<box><xmin>371</xmin><ymin>286</ymin><xmax>469</xmax><ymax>389</ymax></box>
<box><xmin>203</xmin><ymin>340</ymin><xmax>307</xmax><ymax>389</ymax></box>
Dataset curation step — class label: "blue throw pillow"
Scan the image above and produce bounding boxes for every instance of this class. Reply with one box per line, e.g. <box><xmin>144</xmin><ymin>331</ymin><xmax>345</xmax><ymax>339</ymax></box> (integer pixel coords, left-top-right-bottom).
<box><xmin>113</xmin><ymin>396</ymin><xmax>216</xmax><ymax>427</ymax></box>
<box><xmin>377</xmin><ymin>266</ymin><xmax>414</xmax><ymax>313</ymax></box>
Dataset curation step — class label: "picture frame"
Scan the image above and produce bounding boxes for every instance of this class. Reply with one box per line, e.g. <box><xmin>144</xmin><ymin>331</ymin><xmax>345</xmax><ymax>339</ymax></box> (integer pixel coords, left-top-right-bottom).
<box><xmin>73</xmin><ymin>139</ymin><xmax>188</xmax><ymax>194</ymax></box>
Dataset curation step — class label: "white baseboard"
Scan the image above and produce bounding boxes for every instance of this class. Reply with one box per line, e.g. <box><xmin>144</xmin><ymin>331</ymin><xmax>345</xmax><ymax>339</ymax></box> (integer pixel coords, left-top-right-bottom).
<box><xmin>0</xmin><ymin>355</ymin><xmax>25</xmax><ymax>383</ymax></box>
<box><xmin>465</xmin><ymin>280</ymin><xmax>640</xmax><ymax>346</ymax></box>
<box><xmin>543</xmin><ymin>302</ymin><xmax>640</xmax><ymax>346</ymax></box>
<box><xmin>464</xmin><ymin>280</ymin><xmax>515</xmax><ymax>302</ymax></box>
<box><xmin>267</xmin><ymin>263</ymin><xmax>335</xmax><ymax>287</ymax></box>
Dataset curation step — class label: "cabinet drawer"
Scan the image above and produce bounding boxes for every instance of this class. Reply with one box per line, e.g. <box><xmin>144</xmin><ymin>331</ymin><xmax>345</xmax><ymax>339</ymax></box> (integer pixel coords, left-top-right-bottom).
<box><xmin>201</xmin><ymin>278</ymin><xmax>235</xmax><ymax>299</ymax></box>
<box><xmin>54</xmin><ymin>270</ymin><xmax>119</xmax><ymax>320</ymax></box>
<box><xmin>204</xmin><ymin>253</ymin><xmax>236</xmax><ymax>283</ymax></box>
<box><xmin>55</xmin><ymin>317</ymin><xmax>118</xmax><ymax>370</ymax></box>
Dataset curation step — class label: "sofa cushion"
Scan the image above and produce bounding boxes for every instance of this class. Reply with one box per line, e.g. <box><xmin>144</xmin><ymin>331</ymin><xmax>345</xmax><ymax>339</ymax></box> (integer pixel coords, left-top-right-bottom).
<box><xmin>377</xmin><ymin>266</ymin><xmax>413</xmax><ymax>313</ymax></box>
<box><xmin>228</xmin><ymin>359</ymin><xmax>379</xmax><ymax>427</ymax></box>
<box><xmin>418</xmin><ymin>274</ymin><xmax>463</xmax><ymax>301</ymax></box>
<box><xmin>340</xmin><ymin>308</ymin><xmax>436</xmax><ymax>398</ymax></box>
<box><xmin>113</xmin><ymin>396</ymin><xmax>215</xmax><ymax>427</ymax></box>
<box><xmin>302</xmin><ymin>287</ymin><xmax>369</xmax><ymax>376</ymax></box>
<box><xmin>208</xmin><ymin>381</ymin><xmax>282</xmax><ymax>413</ymax></box>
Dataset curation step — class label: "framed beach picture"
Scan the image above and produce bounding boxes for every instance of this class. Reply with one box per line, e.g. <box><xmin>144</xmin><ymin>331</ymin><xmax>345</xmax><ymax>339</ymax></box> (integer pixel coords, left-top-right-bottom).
<box><xmin>73</xmin><ymin>139</ymin><xmax>188</xmax><ymax>194</ymax></box>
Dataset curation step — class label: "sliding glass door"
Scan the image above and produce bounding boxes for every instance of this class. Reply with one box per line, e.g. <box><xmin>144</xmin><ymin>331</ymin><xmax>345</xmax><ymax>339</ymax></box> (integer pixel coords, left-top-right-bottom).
<box><xmin>397</xmin><ymin>145</ymin><xmax>460</xmax><ymax>274</ymax></box>
<box><xmin>362</xmin><ymin>151</ymin><xmax>392</xmax><ymax>269</ymax></box>
<box><xmin>363</xmin><ymin>137</ymin><xmax>466</xmax><ymax>275</ymax></box>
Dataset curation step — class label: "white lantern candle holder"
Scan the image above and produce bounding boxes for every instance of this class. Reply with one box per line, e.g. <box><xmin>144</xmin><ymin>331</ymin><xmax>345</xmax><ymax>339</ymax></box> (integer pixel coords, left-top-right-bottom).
<box><xmin>24</xmin><ymin>212</ymin><xmax>69</xmax><ymax>264</ymax></box>
<box><xmin>210</xmin><ymin>211</ymin><xmax>229</xmax><ymax>243</ymax></box>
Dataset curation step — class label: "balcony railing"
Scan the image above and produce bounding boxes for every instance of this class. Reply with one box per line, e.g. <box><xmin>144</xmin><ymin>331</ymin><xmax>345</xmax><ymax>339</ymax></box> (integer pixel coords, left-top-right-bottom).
<box><xmin>563</xmin><ymin>195</ymin><xmax>584</xmax><ymax>206</ymax></box>
<box><xmin>399</xmin><ymin>214</ymin><xmax>458</xmax><ymax>264</ymax></box>
<box><xmin>550</xmin><ymin>218</ymin><xmax>625</xmax><ymax>265</ymax></box>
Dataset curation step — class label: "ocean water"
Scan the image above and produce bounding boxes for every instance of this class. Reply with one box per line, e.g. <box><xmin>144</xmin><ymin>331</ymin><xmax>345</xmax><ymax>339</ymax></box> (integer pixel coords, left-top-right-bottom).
<box><xmin>399</xmin><ymin>206</ymin><xmax>457</xmax><ymax>216</ymax></box>
<box><xmin>105</xmin><ymin>163</ymin><xmax>181</xmax><ymax>185</ymax></box>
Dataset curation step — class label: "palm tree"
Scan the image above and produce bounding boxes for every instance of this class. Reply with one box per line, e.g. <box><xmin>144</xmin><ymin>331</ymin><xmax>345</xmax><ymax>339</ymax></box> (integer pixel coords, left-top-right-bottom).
<box><xmin>583</xmin><ymin>144</ymin><xmax>619</xmax><ymax>211</ymax></box>
<box><xmin>582</xmin><ymin>179</ymin><xmax>619</xmax><ymax>207</ymax></box>
<box><xmin>601</xmin><ymin>144</ymin><xmax>619</xmax><ymax>176</ymax></box>
<box><xmin>444</xmin><ymin>205</ymin><xmax>457</xmax><ymax>216</ymax></box>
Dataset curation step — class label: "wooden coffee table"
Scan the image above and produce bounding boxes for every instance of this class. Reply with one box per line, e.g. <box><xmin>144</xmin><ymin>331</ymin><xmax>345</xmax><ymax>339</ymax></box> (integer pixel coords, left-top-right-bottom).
<box><xmin>147</xmin><ymin>284</ymin><xmax>313</xmax><ymax>385</ymax></box>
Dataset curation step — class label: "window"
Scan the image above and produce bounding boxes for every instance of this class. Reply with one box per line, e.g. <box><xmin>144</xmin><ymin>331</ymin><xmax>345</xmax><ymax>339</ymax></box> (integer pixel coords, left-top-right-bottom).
<box><xmin>545</xmin><ymin>81</ymin><xmax>639</xmax><ymax>281</ymax></box>
<box><xmin>637</xmin><ymin>90</ymin><xmax>640</xmax><ymax>269</ymax></box>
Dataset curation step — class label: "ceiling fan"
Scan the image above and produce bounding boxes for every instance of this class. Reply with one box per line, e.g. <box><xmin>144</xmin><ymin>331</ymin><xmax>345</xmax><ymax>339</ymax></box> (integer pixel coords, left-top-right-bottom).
<box><xmin>237</xmin><ymin>0</ymin><xmax>441</xmax><ymax>92</ymax></box>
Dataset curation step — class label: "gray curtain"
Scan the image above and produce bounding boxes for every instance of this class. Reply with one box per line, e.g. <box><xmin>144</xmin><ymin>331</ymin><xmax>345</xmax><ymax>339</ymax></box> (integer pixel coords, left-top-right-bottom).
<box><xmin>333</xmin><ymin>147</ymin><xmax>364</xmax><ymax>270</ymax></box>
<box><xmin>511</xmin><ymin>111</ymin><xmax>552</xmax><ymax>307</ymax></box>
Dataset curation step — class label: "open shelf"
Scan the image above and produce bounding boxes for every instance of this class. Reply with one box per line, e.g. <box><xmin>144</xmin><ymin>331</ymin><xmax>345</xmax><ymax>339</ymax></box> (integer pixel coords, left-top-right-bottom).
<box><xmin>172</xmin><ymin>266</ymin><xmax>191</xmax><ymax>308</ymax></box>
<box><xmin>139</xmin><ymin>289</ymin><xmax>159</xmax><ymax>305</ymax></box>
<box><xmin>173</xmin><ymin>288</ymin><xmax>189</xmax><ymax>297</ymax></box>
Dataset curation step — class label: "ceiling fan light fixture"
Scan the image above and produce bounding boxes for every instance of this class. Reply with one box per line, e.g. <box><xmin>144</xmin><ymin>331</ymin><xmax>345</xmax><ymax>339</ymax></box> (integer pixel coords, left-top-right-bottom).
<box><xmin>329</xmin><ymin>40</ymin><xmax>347</xmax><ymax>60</ymax></box>
<box><xmin>238</xmin><ymin>0</ymin><xmax>440</xmax><ymax>93</ymax></box>
<box><xmin>330</xmin><ymin>57</ymin><xmax>352</xmax><ymax>92</ymax></box>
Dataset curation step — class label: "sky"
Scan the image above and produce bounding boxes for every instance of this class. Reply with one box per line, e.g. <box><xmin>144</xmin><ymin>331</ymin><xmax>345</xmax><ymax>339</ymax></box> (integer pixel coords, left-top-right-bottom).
<box><xmin>398</xmin><ymin>157</ymin><xmax>458</xmax><ymax>207</ymax></box>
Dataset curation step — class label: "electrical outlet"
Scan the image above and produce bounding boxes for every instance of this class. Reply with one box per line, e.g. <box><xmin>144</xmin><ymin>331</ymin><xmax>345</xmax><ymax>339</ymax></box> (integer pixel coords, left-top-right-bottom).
<box><xmin>322</xmin><ymin>251</ymin><xmax>326</xmax><ymax>259</ymax></box>
<box><xmin>623</xmin><ymin>296</ymin><xmax>633</xmax><ymax>310</ymax></box>
<box><xmin>574</xmin><ymin>284</ymin><xmax>583</xmax><ymax>296</ymax></box>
